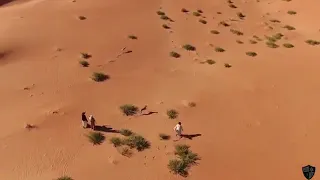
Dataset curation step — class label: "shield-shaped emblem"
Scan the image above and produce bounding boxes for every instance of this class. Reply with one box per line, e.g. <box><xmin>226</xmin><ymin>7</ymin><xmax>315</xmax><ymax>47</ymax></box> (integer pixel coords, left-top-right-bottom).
<box><xmin>302</xmin><ymin>165</ymin><xmax>316</xmax><ymax>180</ymax></box>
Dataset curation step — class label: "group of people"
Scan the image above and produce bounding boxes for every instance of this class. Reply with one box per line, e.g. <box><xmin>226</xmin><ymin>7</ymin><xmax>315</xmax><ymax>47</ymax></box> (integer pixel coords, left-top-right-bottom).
<box><xmin>81</xmin><ymin>111</ymin><xmax>184</xmax><ymax>140</ymax></box>
<box><xmin>81</xmin><ymin>112</ymin><xmax>96</xmax><ymax>130</ymax></box>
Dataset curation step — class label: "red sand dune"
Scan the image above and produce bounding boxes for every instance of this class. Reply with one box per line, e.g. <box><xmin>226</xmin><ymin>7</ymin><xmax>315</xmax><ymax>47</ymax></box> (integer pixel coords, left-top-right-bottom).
<box><xmin>1</xmin><ymin>0</ymin><xmax>320</xmax><ymax>179</ymax></box>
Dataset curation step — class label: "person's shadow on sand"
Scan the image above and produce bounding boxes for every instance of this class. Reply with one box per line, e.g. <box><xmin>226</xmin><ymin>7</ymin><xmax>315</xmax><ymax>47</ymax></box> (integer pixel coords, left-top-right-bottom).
<box><xmin>88</xmin><ymin>125</ymin><xmax>119</xmax><ymax>133</ymax></box>
<box><xmin>181</xmin><ymin>134</ymin><xmax>202</xmax><ymax>140</ymax></box>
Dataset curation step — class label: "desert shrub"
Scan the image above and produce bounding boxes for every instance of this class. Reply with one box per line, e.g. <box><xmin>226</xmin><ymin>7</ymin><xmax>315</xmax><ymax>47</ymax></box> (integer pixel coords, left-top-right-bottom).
<box><xmin>119</xmin><ymin>129</ymin><xmax>133</xmax><ymax>136</ymax></box>
<box><xmin>219</xmin><ymin>21</ymin><xmax>229</xmax><ymax>26</ymax></box>
<box><xmin>188</xmin><ymin>102</ymin><xmax>196</xmax><ymax>107</ymax></box>
<box><xmin>283</xmin><ymin>43</ymin><xmax>294</xmax><ymax>48</ymax></box>
<box><xmin>79</xmin><ymin>60</ymin><xmax>89</xmax><ymax>67</ymax></box>
<box><xmin>269</xmin><ymin>19</ymin><xmax>281</xmax><ymax>23</ymax></box>
<box><xmin>206</xmin><ymin>59</ymin><xmax>216</xmax><ymax>65</ymax></box>
<box><xmin>237</xmin><ymin>12</ymin><xmax>245</xmax><ymax>19</ymax></box>
<box><xmin>175</xmin><ymin>144</ymin><xmax>191</xmax><ymax>157</ymax></box>
<box><xmin>168</xmin><ymin>159</ymin><xmax>189</xmax><ymax>177</ymax></box>
<box><xmin>167</xmin><ymin>109</ymin><xmax>178</xmax><ymax>119</ymax></box>
<box><xmin>117</xmin><ymin>146</ymin><xmax>132</xmax><ymax>157</ymax></box>
<box><xmin>57</xmin><ymin>176</ymin><xmax>73</xmax><ymax>180</ymax></box>
<box><xmin>160</xmin><ymin>15</ymin><xmax>169</xmax><ymax>20</ymax></box>
<box><xmin>78</xmin><ymin>16</ymin><xmax>86</xmax><ymax>20</ymax></box>
<box><xmin>123</xmin><ymin>134</ymin><xmax>150</xmax><ymax>151</ymax></box>
<box><xmin>253</xmin><ymin>35</ymin><xmax>262</xmax><ymax>41</ymax></box>
<box><xmin>110</xmin><ymin>137</ymin><xmax>122</xmax><ymax>147</ymax></box>
<box><xmin>215</xmin><ymin>47</ymin><xmax>225</xmax><ymax>52</ymax></box>
<box><xmin>229</xmin><ymin>4</ymin><xmax>237</xmax><ymax>8</ymax></box>
<box><xmin>181</xmin><ymin>8</ymin><xmax>189</xmax><ymax>13</ymax></box>
<box><xmin>236</xmin><ymin>40</ymin><xmax>244</xmax><ymax>44</ymax></box>
<box><xmin>224</xmin><ymin>63</ymin><xmax>232</xmax><ymax>68</ymax></box>
<box><xmin>249</xmin><ymin>39</ymin><xmax>257</xmax><ymax>44</ymax></box>
<box><xmin>182</xmin><ymin>44</ymin><xmax>196</xmax><ymax>51</ymax></box>
<box><xmin>192</xmin><ymin>12</ymin><xmax>201</xmax><ymax>16</ymax></box>
<box><xmin>128</xmin><ymin>35</ymin><xmax>137</xmax><ymax>39</ymax></box>
<box><xmin>210</xmin><ymin>30</ymin><xmax>220</xmax><ymax>34</ymax></box>
<box><xmin>283</xmin><ymin>25</ymin><xmax>295</xmax><ymax>30</ymax></box>
<box><xmin>157</xmin><ymin>11</ymin><xmax>165</xmax><ymax>15</ymax></box>
<box><xmin>266</xmin><ymin>41</ymin><xmax>279</xmax><ymax>48</ymax></box>
<box><xmin>197</xmin><ymin>9</ymin><xmax>203</xmax><ymax>13</ymax></box>
<box><xmin>265</xmin><ymin>35</ymin><xmax>277</xmax><ymax>42</ymax></box>
<box><xmin>219</xmin><ymin>21</ymin><xmax>230</xmax><ymax>26</ymax></box>
<box><xmin>170</xmin><ymin>51</ymin><xmax>181</xmax><ymax>58</ymax></box>
<box><xmin>81</xmin><ymin>52</ymin><xmax>91</xmax><ymax>59</ymax></box>
<box><xmin>91</xmin><ymin>72</ymin><xmax>108</xmax><ymax>82</ymax></box>
<box><xmin>230</xmin><ymin>29</ymin><xmax>243</xmax><ymax>35</ymax></box>
<box><xmin>120</xmin><ymin>104</ymin><xmax>139</xmax><ymax>116</ymax></box>
<box><xmin>159</xmin><ymin>133</ymin><xmax>171</xmax><ymax>140</ymax></box>
<box><xmin>86</xmin><ymin>132</ymin><xmax>105</xmax><ymax>145</ymax></box>
<box><xmin>199</xmin><ymin>19</ymin><xmax>207</xmax><ymax>24</ymax></box>
<box><xmin>272</xmin><ymin>33</ymin><xmax>283</xmax><ymax>40</ymax></box>
<box><xmin>287</xmin><ymin>10</ymin><xmax>296</xmax><ymax>15</ymax></box>
<box><xmin>174</xmin><ymin>144</ymin><xmax>199</xmax><ymax>164</ymax></box>
<box><xmin>162</xmin><ymin>24</ymin><xmax>170</xmax><ymax>29</ymax></box>
<box><xmin>305</xmin><ymin>39</ymin><xmax>320</xmax><ymax>45</ymax></box>
<box><xmin>246</xmin><ymin>51</ymin><xmax>257</xmax><ymax>57</ymax></box>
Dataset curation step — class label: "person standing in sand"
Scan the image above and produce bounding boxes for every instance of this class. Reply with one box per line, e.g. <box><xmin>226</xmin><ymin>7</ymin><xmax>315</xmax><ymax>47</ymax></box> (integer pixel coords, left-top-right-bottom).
<box><xmin>89</xmin><ymin>115</ymin><xmax>96</xmax><ymax>130</ymax></box>
<box><xmin>82</xmin><ymin>112</ymin><xmax>88</xmax><ymax>128</ymax></box>
<box><xmin>173</xmin><ymin>122</ymin><xmax>183</xmax><ymax>139</ymax></box>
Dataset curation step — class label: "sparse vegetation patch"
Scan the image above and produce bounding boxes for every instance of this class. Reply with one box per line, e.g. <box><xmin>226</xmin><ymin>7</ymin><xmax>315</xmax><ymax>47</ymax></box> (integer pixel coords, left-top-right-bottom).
<box><xmin>79</xmin><ymin>60</ymin><xmax>89</xmax><ymax>67</ymax></box>
<box><xmin>266</xmin><ymin>41</ymin><xmax>279</xmax><ymax>48</ymax></box>
<box><xmin>283</xmin><ymin>25</ymin><xmax>295</xmax><ymax>30</ymax></box>
<box><xmin>192</xmin><ymin>12</ymin><xmax>201</xmax><ymax>16</ymax></box>
<box><xmin>110</xmin><ymin>137</ymin><xmax>122</xmax><ymax>147</ymax></box>
<box><xmin>219</xmin><ymin>21</ymin><xmax>230</xmax><ymax>27</ymax></box>
<box><xmin>57</xmin><ymin>176</ymin><xmax>73</xmax><ymax>180</ymax></box>
<box><xmin>159</xmin><ymin>133</ymin><xmax>171</xmax><ymax>140</ymax></box>
<box><xmin>269</xmin><ymin>19</ymin><xmax>281</xmax><ymax>23</ymax></box>
<box><xmin>215</xmin><ymin>47</ymin><xmax>225</xmax><ymax>52</ymax></box>
<box><xmin>236</xmin><ymin>40</ymin><xmax>244</xmax><ymax>44</ymax></box>
<box><xmin>199</xmin><ymin>19</ymin><xmax>207</xmax><ymax>24</ymax></box>
<box><xmin>167</xmin><ymin>109</ymin><xmax>178</xmax><ymax>119</ymax></box>
<box><xmin>181</xmin><ymin>8</ymin><xmax>189</xmax><ymax>13</ymax></box>
<box><xmin>120</xmin><ymin>129</ymin><xmax>133</xmax><ymax>136</ymax></box>
<box><xmin>162</xmin><ymin>24</ymin><xmax>170</xmax><ymax>29</ymax></box>
<box><xmin>283</xmin><ymin>43</ymin><xmax>294</xmax><ymax>48</ymax></box>
<box><xmin>157</xmin><ymin>11</ymin><xmax>165</xmax><ymax>15</ymax></box>
<box><xmin>287</xmin><ymin>10</ymin><xmax>297</xmax><ymax>15</ymax></box>
<box><xmin>305</xmin><ymin>40</ymin><xmax>320</xmax><ymax>45</ymax></box>
<box><xmin>236</xmin><ymin>12</ymin><xmax>245</xmax><ymax>19</ymax></box>
<box><xmin>246</xmin><ymin>51</ymin><xmax>257</xmax><ymax>57</ymax></box>
<box><xmin>182</xmin><ymin>44</ymin><xmax>196</xmax><ymax>51</ymax></box>
<box><xmin>91</xmin><ymin>72</ymin><xmax>109</xmax><ymax>82</ymax></box>
<box><xmin>230</xmin><ymin>29</ymin><xmax>243</xmax><ymax>35</ymax></box>
<box><xmin>128</xmin><ymin>35</ymin><xmax>138</xmax><ymax>39</ymax></box>
<box><xmin>210</xmin><ymin>30</ymin><xmax>220</xmax><ymax>34</ymax></box>
<box><xmin>123</xmin><ymin>134</ymin><xmax>150</xmax><ymax>151</ymax></box>
<box><xmin>86</xmin><ymin>132</ymin><xmax>105</xmax><ymax>145</ymax></box>
<box><xmin>224</xmin><ymin>63</ymin><xmax>232</xmax><ymax>68</ymax></box>
<box><xmin>170</xmin><ymin>51</ymin><xmax>181</xmax><ymax>58</ymax></box>
<box><xmin>206</xmin><ymin>59</ymin><xmax>216</xmax><ymax>65</ymax></box>
<box><xmin>120</xmin><ymin>104</ymin><xmax>139</xmax><ymax>116</ymax></box>
<box><xmin>249</xmin><ymin>39</ymin><xmax>257</xmax><ymax>44</ymax></box>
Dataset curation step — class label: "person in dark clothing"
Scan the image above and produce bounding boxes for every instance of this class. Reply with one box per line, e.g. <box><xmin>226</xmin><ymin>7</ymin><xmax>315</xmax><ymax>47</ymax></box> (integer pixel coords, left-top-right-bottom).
<box><xmin>81</xmin><ymin>112</ymin><xmax>88</xmax><ymax>128</ymax></box>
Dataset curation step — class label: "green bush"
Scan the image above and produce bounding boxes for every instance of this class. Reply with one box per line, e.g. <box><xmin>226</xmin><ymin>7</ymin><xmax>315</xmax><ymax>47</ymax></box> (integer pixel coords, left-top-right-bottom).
<box><xmin>170</xmin><ymin>51</ymin><xmax>181</xmax><ymax>58</ymax></box>
<box><xmin>206</xmin><ymin>59</ymin><xmax>216</xmax><ymax>65</ymax></box>
<box><xmin>215</xmin><ymin>47</ymin><xmax>225</xmax><ymax>52</ymax></box>
<box><xmin>79</xmin><ymin>60</ymin><xmax>89</xmax><ymax>67</ymax></box>
<box><xmin>159</xmin><ymin>133</ymin><xmax>171</xmax><ymax>140</ymax></box>
<box><xmin>86</xmin><ymin>132</ymin><xmax>105</xmax><ymax>145</ymax></box>
<box><xmin>305</xmin><ymin>39</ymin><xmax>320</xmax><ymax>45</ymax></box>
<box><xmin>110</xmin><ymin>137</ymin><xmax>122</xmax><ymax>147</ymax></box>
<box><xmin>57</xmin><ymin>176</ymin><xmax>73</xmax><ymax>180</ymax></box>
<box><xmin>283</xmin><ymin>43</ymin><xmax>294</xmax><ymax>48</ymax></box>
<box><xmin>123</xmin><ymin>135</ymin><xmax>150</xmax><ymax>151</ymax></box>
<box><xmin>91</xmin><ymin>72</ymin><xmax>109</xmax><ymax>82</ymax></box>
<box><xmin>168</xmin><ymin>159</ymin><xmax>189</xmax><ymax>177</ymax></box>
<box><xmin>182</xmin><ymin>44</ymin><xmax>196</xmax><ymax>51</ymax></box>
<box><xmin>224</xmin><ymin>63</ymin><xmax>232</xmax><ymax>68</ymax></box>
<box><xmin>246</xmin><ymin>51</ymin><xmax>257</xmax><ymax>57</ymax></box>
<box><xmin>156</xmin><ymin>11</ymin><xmax>165</xmax><ymax>15</ymax></box>
<box><xmin>199</xmin><ymin>19</ymin><xmax>207</xmax><ymax>24</ymax></box>
<box><xmin>167</xmin><ymin>109</ymin><xmax>178</xmax><ymax>119</ymax></box>
<box><xmin>120</xmin><ymin>104</ymin><xmax>139</xmax><ymax>116</ymax></box>
<box><xmin>210</xmin><ymin>30</ymin><xmax>220</xmax><ymax>34</ymax></box>
<box><xmin>192</xmin><ymin>12</ymin><xmax>201</xmax><ymax>16</ymax></box>
<box><xmin>119</xmin><ymin>129</ymin><xmax>133</xmax><ymax>136</ymax></box>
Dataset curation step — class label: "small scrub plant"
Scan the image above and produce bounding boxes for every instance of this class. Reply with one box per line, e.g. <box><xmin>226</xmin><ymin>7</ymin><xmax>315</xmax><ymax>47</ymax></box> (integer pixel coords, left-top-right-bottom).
<box><xmin>78</xmin><ymin>16</ymin><xmax>86</xmax><ymax>20</ymax></box>
<box><xmin>237</xmin><ymin>12</ymin><xmax>245</xmax><ymax>19</ymax></box>
<box><xmin>224</xmin><ymin>63</ymin><xmax>232</xmax><ymax>68</ymax></box>
<box><xmin>283</xmin><ymin>25</ymin><xmax>295</xmax><ymax>30</ymax></box>
<box><xmin>283</xmin><ymin>43</ymin><xmax>294</xmax><ymax>48</ymax></box>
<box><xmin>197</xmin><ymin>9</ymin><xmax>203</xmax><ymax>13</ymax></box>
<box><xmin>120</xmin><ymin>104</ymin><xmax>139</xmax><ymax>116</ymax></box>
<box><xmin>230</xmin><ymin>29</ymin><xmax>243</xmax><ymax>35</ymax></box>
<box><xmin>123</xmin><ymin>134</ymin><xmax>150</xmax><ymax>151</ymax></box>
<box><xmin>246</xmin><ymin>51</ymin><xmax>257</xmax><ymax>57</ymax></box>
<box><xmin>157</xmin><ymin>11</ymin><xmax>165</xmax><ymax>15</ymax></box>
<box><xmin>206</xmin><ymin>59</ymin><xmax>216</xmax><ymax>65</ymax></box>
<box><xmin>269</xmin><ymin>19</ymin><xmax>281</xmax><ymax>23</ymax></box>
<box><xmin>91</xmin><ymin>72</ymin><xmax>108</xmax><ymax>82</ymax></box>
<box><xmin>266</xmin><ymin>41</ymin><xmax>279</xmax><ymax>48</ymax></box>
<box><xmin>188</xmin><ymin>102</ymin><xmax>196</xmax><ymax>107</ymax></box>
<box><xmin>192</xmin><ymin>12</ymin><xmax>201</xmax><ymax>16</ymax></box>
<box><xmin>215</xmin><ymin>47</ymin><xmax>225</xmax><ymax>52</ymax></box>
<box><xmin>210</xmin><ymin>30</ymin><xmax>220</xmax><ymax>34</ymax></box>
<box><xmin>159</xmin><ymin>133</ymin><xmax>171</xmax><ymax>140</ymax></box>
<box><xmin>128</xmin><ymin>35</ymin><xmax>138</xmax><ymax>39</ymax></box>
<box><xmin>117</xmin><ymin>146</ymin><xmax>132</xmax><ymax>157</ymax></box>
<box><xmin>182</xmin><ymin>44</ymin><xmax>196</xmax><ymax>51</ymax></box>
<box><xmin>249</xmin><ymin>39</ymin><xmax>257</xmax><ymax>44</ymax></box>
<box><xmin>162</xmin><ymin>24</ymin><xmax>170</xmax><ymax>29</ymax></box>
<box><xmin>86</xmin><ymin>132</ymin><xmax>105</xmax><ymax>145</ymax></box>
<box><xmin>219</xmin><ymin>21</ymin><xmax>230</xmax><ymax>26</ymax></box>
<box><xmin>199</xmin><ymin>19</ymin><xmax>207</xmax><ymax>24</ymax></box>
<box><xmin>265</xmin><ymin>35</ymin><xmax>277</xmax><ymax>42</ymax></box>
<box><xmin>57</xmin><ymin>176</ymin><xmax>73</xmax><ymax>180</ymax></box>
<box><xmin>79</xmin><ymin>60</ymin><xmax>89</xmax><ymax>67</ymax></box>
<box><xmin>119</xmin><ymin>129</ymin><xmax>133</xmax><ymax>136</ymax></box>
<box><xmin>229</xmin><ymin>4</ymin><xmax>237</xmax><ymax>8</ymax></box>
<box><xmin>81</xmin><ymin>52</ymin><xmax>91</xmax><ymax>59</ymax></box>
<box><xmin>170</xmin><ymin>51</ymin><xmax>181</xmax><ymax>58</ymax></box>
<box><xmin>236</xmin><ymin>40</ymin><xmax>244</xmax><ymax>44</ymax></box>
<box><xmin>181</xmin><ymin>8</ymin><xmax>189</xmax><ymax>13</ymax></box>
<box><xmin>305</xmin><ymin>39</ymin><xmax>320</xmax><ymax>45</ymax></box>
<box><xmin>160</xmin><ymin>15</ymin><xmax>170</xmax><ymax>20</ymax></box>
<box><xmin>110</xmin><ymin>137</ymin><xmax>122</xmax><ymax>147</ymax></box>
<box><xmin>287</xmin><ymin>10</ymin><xmax>297</xmax><ymax>15</ymax></box>
<box><xmin>272</xmin><ymin>33</ymin><xmax>283</xmax><ymax>40</ymax></box>
<box><xmin>168</xmin><ymin>159</ymin><xmax>189</xmax><ymax>177</ymax></box>
<box><xmin>167</xmin><ymin>109</ymin><xmax>178</xmax><ymax>119</ymax></box>
<box><xmin>253</xmin><ymin>35</ymin><xmax>262</xmax><ymax>41</ymax></box>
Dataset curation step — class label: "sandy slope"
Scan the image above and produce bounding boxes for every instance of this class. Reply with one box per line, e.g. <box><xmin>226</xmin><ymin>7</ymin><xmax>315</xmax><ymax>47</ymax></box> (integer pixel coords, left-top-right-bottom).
<box><xmin>1</xmin><ymin>0</ymin><xmax>320</xmax><ymax>179</ymax></box>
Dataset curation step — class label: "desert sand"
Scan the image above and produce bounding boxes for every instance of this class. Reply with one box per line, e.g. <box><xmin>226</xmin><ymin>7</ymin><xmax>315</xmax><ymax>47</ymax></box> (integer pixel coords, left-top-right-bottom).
<box><xmin>1</xmin><ymin>0</ymin><xmax>320</xmax><ymax>179</ymax></box>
